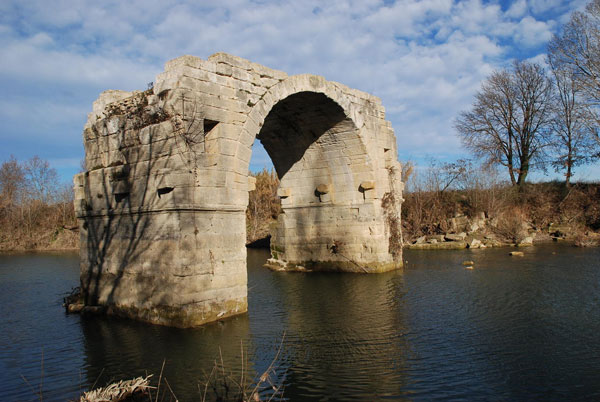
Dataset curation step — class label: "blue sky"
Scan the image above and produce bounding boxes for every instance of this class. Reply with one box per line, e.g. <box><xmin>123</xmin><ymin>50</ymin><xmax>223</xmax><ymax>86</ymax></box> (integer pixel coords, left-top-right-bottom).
<box><xmin>1</xmin><ymin>0</ymin><xmax>597</xmax><ymax>184</ymax></box>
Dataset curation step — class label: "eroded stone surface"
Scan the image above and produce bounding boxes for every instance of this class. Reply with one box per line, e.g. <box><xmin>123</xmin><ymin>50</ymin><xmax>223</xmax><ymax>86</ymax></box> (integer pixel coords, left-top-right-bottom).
<box><xmin>75</xmin><ymin>53</ymin><xmax>403</xmax><ymax>327</ymax></box>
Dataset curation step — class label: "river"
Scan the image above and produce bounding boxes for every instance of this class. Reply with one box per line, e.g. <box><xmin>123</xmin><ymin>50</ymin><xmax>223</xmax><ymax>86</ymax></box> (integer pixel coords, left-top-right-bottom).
<box><xmin>1</xmin><ymin>244</ymin><xmax>600</xmax><ymax>400</ymax></box>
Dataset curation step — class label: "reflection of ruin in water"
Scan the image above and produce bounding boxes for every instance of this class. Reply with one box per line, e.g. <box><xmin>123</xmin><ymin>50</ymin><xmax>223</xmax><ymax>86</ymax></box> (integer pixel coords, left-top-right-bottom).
<box><xmin>269</xmin><ymin>259</ymin><xmax>410</xmax><ymax>399</ymax></box>
<box><xmin>79</xmin><ymin>248</ymin><xmax>409</xmax><ymax>399</ymax></box>
<box><xmin>79</xmin><ymin>310</ymin><xmax>254</xmax><ymax>397</ymax></box>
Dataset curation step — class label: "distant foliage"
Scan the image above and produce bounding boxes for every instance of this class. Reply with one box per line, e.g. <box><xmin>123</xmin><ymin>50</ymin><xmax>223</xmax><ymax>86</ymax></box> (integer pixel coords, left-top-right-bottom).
<box><xmin>402</xmin><ymin>159</ymin><xmax>505</xmax><ymax>238</ymax></box>
<box><xmin>0</xmin><ymin>155</ymin><xmax>25</xmax><ymax>207</ymax></box>
<box><xmin>547</xmin><ymin>61</ymin><xmax>597</xmax><ymax>186</ymax></box>
<box><xmin>23</xmin><ymin>156</ymin><xmax>59</xmax><ymax>204</ymax></box>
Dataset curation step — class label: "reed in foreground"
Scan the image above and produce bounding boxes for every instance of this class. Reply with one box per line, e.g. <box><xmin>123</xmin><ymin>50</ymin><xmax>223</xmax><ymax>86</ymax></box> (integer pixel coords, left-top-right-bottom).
<box><xmin>77</xmin><ymin>337</ymin><xmax>285</xmax><ymax>402</ymax></box>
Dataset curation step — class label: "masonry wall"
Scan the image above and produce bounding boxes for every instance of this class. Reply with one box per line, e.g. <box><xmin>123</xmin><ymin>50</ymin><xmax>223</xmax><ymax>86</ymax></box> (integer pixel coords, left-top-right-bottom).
<box><xmin>75</xmin><ymin>53</ymin><xmax>403</xmax><ymax>327</ymax></box>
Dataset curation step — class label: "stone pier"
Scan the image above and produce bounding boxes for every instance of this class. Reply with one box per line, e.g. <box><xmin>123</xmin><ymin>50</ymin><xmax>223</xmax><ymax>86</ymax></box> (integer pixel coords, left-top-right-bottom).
<box><xmin>74</xmin><ymin>53</ymin><xmax>404</xmax><ymax>327</ymax></box>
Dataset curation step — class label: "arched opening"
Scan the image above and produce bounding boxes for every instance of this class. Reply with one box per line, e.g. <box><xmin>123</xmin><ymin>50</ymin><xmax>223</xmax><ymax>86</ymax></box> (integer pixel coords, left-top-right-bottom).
<box><xmin>247</xmin><ymin>91</ymin><xmax>376</xmax><ymax>271</ymax></box>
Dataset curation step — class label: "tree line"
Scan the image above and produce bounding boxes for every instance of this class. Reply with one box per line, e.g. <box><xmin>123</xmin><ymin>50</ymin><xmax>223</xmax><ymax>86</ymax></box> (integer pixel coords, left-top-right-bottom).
<box><xmin>456</xmin><ymin>0</ymin><xmax>600</xmax><ymax>187</ymax></box>
<box><xmin>0</xmin><ymin>155</ymin><xmax>76</xmax><ymax>250</ymax></box>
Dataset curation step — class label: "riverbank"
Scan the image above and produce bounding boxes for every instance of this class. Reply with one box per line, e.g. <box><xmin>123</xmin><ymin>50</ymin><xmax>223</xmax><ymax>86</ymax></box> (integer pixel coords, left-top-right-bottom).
<box><xmin>0</xmin><ymin>226</ymin><xmax>78</xmax><ymax>252</ymax></box>
<box><xmin>2</xmin><ymin>218</ymin><xmax>597</xmax><ymax>253</ymax></box>
<box><xmin>243</xmin><ymin>170</ymin><xmax>600</xmax><ymax>250</ymax></box>
<box><xmin>2</xmin><ymin>172</ymin><xmax>598</xmax><ymax>252</ymax></box>
<box><xmin>401</xmin><ymin>180</ymin><xmax>600</xmax><ymax>250</ymax></box>
<box><xmin>404</xmin><ymin>217</ymin><xmax>600</xmax><ymax>250</ymax></box>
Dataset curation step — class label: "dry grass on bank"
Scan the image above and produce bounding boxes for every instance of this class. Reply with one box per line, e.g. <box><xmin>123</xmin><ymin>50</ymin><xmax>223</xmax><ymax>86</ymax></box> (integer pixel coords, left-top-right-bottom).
<box><xmin>246</xmin><ymin>169</ymin><xmax>281</xmax><ymax>244</ymax></box>
<box><xmin>0</xmin><ymin>199</ymin><xmax>78</xmax><ymax>251</ymax></box>
<box><xmin>0</xmin><ymin>156</ymin><xmax>79</xmax><ymax>251</ymax></box>
<box><xmin>400</xmin><ymin>160</ymin><xmax>600</xmax><ymax>244</ymax></box>
<box><xmin>243</xmin><ymin>162</ymin><xmax>600</xmax><ymax>248</ymax></box>
<box><xmin>3</xmin><ymin>161</ymin><xmax>598</xmax><ymax>251</ymax></box>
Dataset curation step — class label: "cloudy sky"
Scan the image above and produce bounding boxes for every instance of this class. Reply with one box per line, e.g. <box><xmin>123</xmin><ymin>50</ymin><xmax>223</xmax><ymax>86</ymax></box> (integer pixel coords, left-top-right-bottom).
<box><xmin>1</xmin><ymin>0</ymin><xmax>596</xmax><ymax>183</ymax></box>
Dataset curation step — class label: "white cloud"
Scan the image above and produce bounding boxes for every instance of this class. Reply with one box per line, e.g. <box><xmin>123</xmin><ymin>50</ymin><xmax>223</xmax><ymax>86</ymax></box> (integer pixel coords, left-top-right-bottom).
<box><xmin>0</xmin><ymin>0</ymin><xmax>592</xmax><ymax>180</ymax></box>
<box><xmin>0</xmin><ymin>31</ymin><xmax>157</xmax><ymax>89</ymax></box>
<box><xmin>525</xmin><ymin>52</ymin><xmax>548</xmax><ymax>66</ymax></box>
<box><xmin>529</xmin><ymin>0</ymin><xmax>562</xmax><ymax>14</ymax></box>
<box><xmin>514</xmin><ymin>16</ymin><xmax>554</xmax><ymax>47</ymax></box>
<box><xmin>507</xmin><ymin>0</ymin><xmax>528</xmax><ymax>19</ymax></box>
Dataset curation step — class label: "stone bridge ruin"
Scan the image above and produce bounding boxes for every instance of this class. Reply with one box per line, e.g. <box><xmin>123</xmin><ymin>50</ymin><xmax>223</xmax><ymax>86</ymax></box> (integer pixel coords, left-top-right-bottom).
<box><xmin>74</xmin><ymin>53</ymin><xmax>404</xmax><ymax>327</ymax></box>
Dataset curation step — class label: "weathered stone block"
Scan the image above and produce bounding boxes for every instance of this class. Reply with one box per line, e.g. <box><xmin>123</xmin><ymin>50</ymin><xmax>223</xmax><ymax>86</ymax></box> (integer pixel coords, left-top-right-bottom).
<box><xmin>445</xmin><ymin>232</ymin><xmax>467</xmax><ymax>241</ymax></box>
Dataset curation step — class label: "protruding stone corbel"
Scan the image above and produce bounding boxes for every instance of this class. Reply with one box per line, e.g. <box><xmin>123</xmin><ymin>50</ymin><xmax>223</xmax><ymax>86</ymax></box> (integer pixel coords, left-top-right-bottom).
<box><xmin>315</xmin><ymin>184</ymin><xmax>331</xmax><ymax>203</ymax></box>
<box><xmin>108</xmin><ymin>165</ymin><xmax>129</xmax><ymax>181</ymax></box>
<box><xmin>277</xmin><ymin>188</ymin><xmax>291</xmax><ymax>198</ymax></box>
<box><xmin>316</xmin><ymin>184</ymin><xmax>330</xmax><ymax>195</ymax></box>
<box><xmin>359</xmin><ymin>181</ymin><xmax>375</xmax><ymax>192</ymax></box>
<box><xmin>277</xmin><ymin>188</ymin><xmax>292</xmax><ymax>206</ymax></box>
<box><xmin>359</xmin><ymin>180</ymin><xmax>376</xmax><ymax>201</ymax></box>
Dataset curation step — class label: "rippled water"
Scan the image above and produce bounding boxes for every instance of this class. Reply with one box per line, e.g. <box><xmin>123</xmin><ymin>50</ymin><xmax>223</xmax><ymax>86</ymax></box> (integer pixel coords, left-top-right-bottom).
<box><xmin>1</xmin><ymin>245</ymin><xmax>600</xmax><ymax>400</ymax></box>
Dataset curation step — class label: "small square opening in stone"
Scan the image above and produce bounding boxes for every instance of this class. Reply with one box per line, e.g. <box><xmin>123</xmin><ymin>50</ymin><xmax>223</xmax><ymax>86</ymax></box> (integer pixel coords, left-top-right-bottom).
<box><xmin>157</xmin><ymin>187</ymin><xmax>174</xmax><ymax>198</ymax></box>
<box><xmin>204</xmin><ymin>119</ymin><xmax>219</xmax><ymax>135</ymax></box>
<box><xmin>115</xmin><ymin>193</ymin><xmax>129</xmax><ymax>203</ymax></box>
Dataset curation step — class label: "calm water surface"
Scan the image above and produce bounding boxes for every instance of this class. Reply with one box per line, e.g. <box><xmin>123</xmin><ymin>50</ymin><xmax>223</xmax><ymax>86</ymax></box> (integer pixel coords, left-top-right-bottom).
<box><xmin>1</xmin><ymin>245</ymin><xmax>600</xmax><ymax>401</ymax></box>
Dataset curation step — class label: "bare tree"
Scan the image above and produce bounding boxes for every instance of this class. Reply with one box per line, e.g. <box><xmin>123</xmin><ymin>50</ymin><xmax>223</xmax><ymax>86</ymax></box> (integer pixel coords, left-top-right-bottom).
<box><xmin>56</xmin><ymin>182</ymin><xmax>76</xmax><ymax>226</ymax></box>
<box><xmin>548</xmin><ymin>0</ymin><xmax>600</xmax><ymax>108</ymax></box>
<box><xmin>455</xmin><ymin>70</ymin><xmax>517</xmax><ymax>184</ymax></box>
<box><xmin>548</xmin><ymin>58</ymin><xmax>598</xmax><ymax>186</ymax></box>
<box><xmin>23</xmin><ymin>156</ymin><xmax>59</xmax><ymax>204</ymax></box>
<box><xmin>0</xmin><ymin>155</ymin><xmax>25</xmax><ymax>207</ymax></box>
<box><xmin>548</xmin><ymin>0</ymin><xmax>600</xmax><ymax>154</ymax></box>
<box><xmin>455</xmin><ymin>61</ymin><xmax>553</xmax><ymax>186</ymax></box>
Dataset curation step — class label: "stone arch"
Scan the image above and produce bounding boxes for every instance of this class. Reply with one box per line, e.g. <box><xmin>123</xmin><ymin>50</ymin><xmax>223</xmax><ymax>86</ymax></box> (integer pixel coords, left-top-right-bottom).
<box><xmin>257</xmin><ymin>91</ymin><xmax>372</xmax><ymax>205</ymax></box>
<box><xmin>75</xmin><ymin>54</ymin><xmax>403</xmax><ymax>328</ymax></box>
<box><xmin>236</xmin><ymin>74</ymin><xmax>370</xmax><ymax>175</ymax></box>
<box><xmin>236</xmin><ymin>76</ymin><xmax>385</xmax><ymax>272</ymax></box>
<box><xmin>240</xmin><ymin>76</ymin><xmax>375</xmax><ymax>197</ymax></box>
